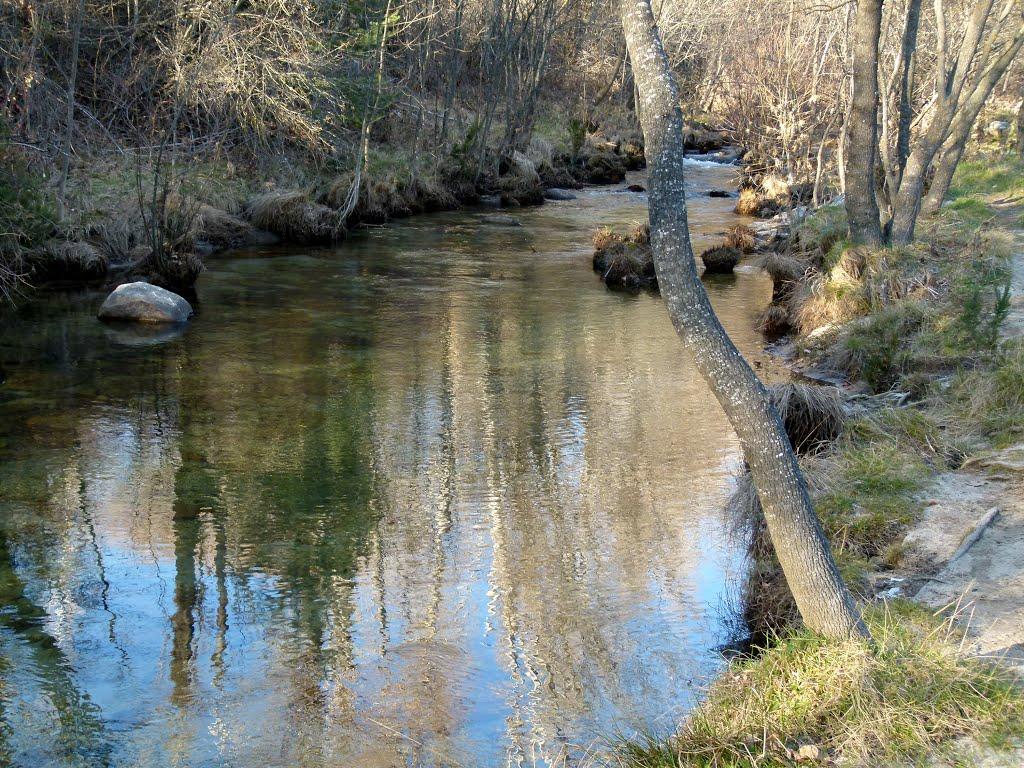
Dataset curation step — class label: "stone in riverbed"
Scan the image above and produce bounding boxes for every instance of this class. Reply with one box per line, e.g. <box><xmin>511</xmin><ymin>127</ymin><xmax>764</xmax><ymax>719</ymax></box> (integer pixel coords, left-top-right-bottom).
<box><xmin>98</xmin><ymin>282</ymin><xmax>193</xmax><ymax>324</ymax></box>
<box><xmin>543</xmin><ymin>188</ymin><xmax>577</xmax><ymax>201</ymax></box>
<box><xmin>481</xmin><ymin>214</ymin><xmax>522</xmax><ymax>227</ymax></box>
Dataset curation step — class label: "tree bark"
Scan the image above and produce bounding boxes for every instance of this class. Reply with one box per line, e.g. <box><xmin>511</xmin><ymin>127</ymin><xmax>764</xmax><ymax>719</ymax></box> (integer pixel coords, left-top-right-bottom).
<box><xmin>844</xmin><ymin>0</ymin><xmax>885</xmax><ymax>246</ymax></box>
<box><xmin>895</xmin><ymin>0</ymin><xmax>922</xmax><ymax>184</ymax></box>
<box><xmin>620</xmin><ymin>0</ymin><xmax>869</xmax><ymax>641</ymax></box>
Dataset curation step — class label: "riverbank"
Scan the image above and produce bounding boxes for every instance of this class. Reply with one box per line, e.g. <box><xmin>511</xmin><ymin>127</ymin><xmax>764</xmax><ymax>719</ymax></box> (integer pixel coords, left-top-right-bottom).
<box><xmin>0</xmin><ymin>118</ymin><xmax>731</xmax><ymax>303</ymax></box>
<box><xmin>623</xmin><ymin>154</ymin><xmax>1024</xmax><ymax>767</ymax></box>
<box><xmin>0</xmin><ymin>131</ymin><xmax>621</xmax><ymax>296</ymax></box>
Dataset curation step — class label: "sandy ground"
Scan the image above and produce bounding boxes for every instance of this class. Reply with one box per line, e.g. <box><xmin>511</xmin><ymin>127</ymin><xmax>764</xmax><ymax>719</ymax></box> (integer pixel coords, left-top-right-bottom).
<box><xmin>897</xmin><ymin>206</ymin><xmax>1024</xmax><ymax>675</ymax></box>
<box><xmin>902</xmin><ymin>469</ymin><xmax>1024</xmax><ymax>671</ymax></box>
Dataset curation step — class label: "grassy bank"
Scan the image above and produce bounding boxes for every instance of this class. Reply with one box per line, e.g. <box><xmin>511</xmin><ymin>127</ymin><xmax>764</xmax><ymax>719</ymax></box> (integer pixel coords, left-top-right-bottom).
<box><xmin>627</xmin><ymin>602</ymin><xmax>1023</xmax><ymax>767</ymax></box>
<box><xmin>621</xmin><ymin>155</ymin><xmax>1024</xmax><ymax>767</ymax></box>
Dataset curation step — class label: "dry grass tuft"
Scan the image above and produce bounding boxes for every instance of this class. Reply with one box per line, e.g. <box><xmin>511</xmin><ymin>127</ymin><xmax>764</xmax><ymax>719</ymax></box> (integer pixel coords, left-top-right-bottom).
<box><xmin>770</xmin><ymin>382</ymin><xmax>846</xmax><ymax>454</ymax></box>
<box><xmin>27</xmin><ymin>240</ymin><xmax>109</xmax><ymax>281</ymax></box>
<box><xmin>950</xmin><ymin>339</ymin><xmax>1024</xmax><ymax>447</ymax></box>
<box><xmin>193</xmin><ymin>204</ymin><xmax>261</xmax><ymax>249</ymax></box>
<box><xmin>245</xmin><ymin>191</ymin><xmax>341</xmax><ymax>244</ymax></box>
<box><xmin>497</xmin><ymin>172</ymin><xmax>545</xmax><ymax>207</ymax></box>
<box><xmin>758</xmin><ymin>303</ymin><xmax>792</xmax><ymax>336</ymax></box>
<box><xmin>700</xmin><ymin>245</ymin><xmax>741</xmax><ymax>274</ymax></box>
<box><xmin>762</xmin><ymin>252</ymin><xmax>807</xmax><ymax>290</ymax></box>
<box><xmin>630</xmin><ymin>222</ymin><xmax>651</xmax><ymax>245</ymax></box>
<box><xmin>734</xmin><ymin>187</ymin><xmax>763</xmax><ymax>216</ymax></box>
<box><xmin>793</xmin><ymin>270</ymin><xmax>869</xmax><ymax>334</ymax></box>
<box><xmin>724</xmin><ymin>224</ymin><xmax>757</xmax><ymax>253</ymax></box>
<box><xmin>593</xmin><ymin>226</ymin><xmax>621</xmax><ymax>252</ymax></box>
<box><xmin>152</xmin><ymin>250</ymin><xmax>204</xmax><ymax>291</ymax></box>
<box><xmin>593</xmin><ymin>222</ymin><xmax>656</xmax><ymax>289</ymax></box>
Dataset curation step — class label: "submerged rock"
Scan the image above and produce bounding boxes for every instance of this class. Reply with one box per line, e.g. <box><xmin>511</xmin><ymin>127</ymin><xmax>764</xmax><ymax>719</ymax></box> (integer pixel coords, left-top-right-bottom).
<box><xmin>103</xmin><ymin>322</ymin><xmax>188</xmax><ymax>347</ymax></box>
<box><xmin>98</xmin><ymin>282</ymin><xmax>193</xmax><ymax>324</ymax></box>
<box><xmin>481</xmin><ymin>214</ymin><xmax>522</xmax><ymax>227</ymax></box>
<box><xmin>543</xmin><ymin>188</ymin><xmax>577</xmax><ymax>201</ymax></box>
<box><xmin>707</xmin><ymin>189</ymin><xmax>733</xmax><ymax>198</ymax></box>
<box><xmin>627</xmin><ymin>184</ymin><xmax>646</xmax><ymax>193</ymax></box>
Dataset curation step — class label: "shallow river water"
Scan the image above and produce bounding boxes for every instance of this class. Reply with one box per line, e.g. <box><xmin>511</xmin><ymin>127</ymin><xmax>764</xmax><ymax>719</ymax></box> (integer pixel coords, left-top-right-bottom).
<box><xmin>0</xmin><ymin>161</ymin><xmax>775</xmax><ymax>768</ymax></box>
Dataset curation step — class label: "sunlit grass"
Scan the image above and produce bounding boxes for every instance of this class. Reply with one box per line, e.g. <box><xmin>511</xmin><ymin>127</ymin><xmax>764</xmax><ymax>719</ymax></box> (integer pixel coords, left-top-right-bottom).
<box><xmin>948</xmin><ymin>157</ymin><xmax>1024</xmax><ymax>202</ymax></box>
<box><xmin>621</xmin><ymin>601</ymin><xmax>1024</xmax><ymax>768</ymax></box>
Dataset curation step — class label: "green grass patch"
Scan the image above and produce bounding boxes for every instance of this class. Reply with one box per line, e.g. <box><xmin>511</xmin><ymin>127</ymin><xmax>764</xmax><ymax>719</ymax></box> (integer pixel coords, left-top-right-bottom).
<box><xmin>813</xmin><ymin>439</ymin><xmax>928</xmax><ymax>566</ymax></box>
<box><xmin>623</xmin><ymin>601</ymin><xmax>1024</xmax><ymax>768</ymax></box>
<box><xmin>793</xmin><ymin>205</ymin><xmax>848</xmax><ymax>259</ymax></box>
<box><xmin>949</xmin><ymin>339</ymin><xmax>1024</xmax><ymax>448</ymax></box>
<box><xmin>948</xmin><ymin>157</ymin><xmax>1024</xmax><ymax>202</ymax></box>
<box><xmin>945</xmin><ymin>195</ymin><xmax>995</xmax><ymax>228</ymax></box>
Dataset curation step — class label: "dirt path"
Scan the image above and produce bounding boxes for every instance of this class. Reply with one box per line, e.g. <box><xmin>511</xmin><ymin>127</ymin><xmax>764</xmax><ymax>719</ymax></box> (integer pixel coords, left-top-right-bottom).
<box><xmin>899</xmin><ymin>202</ymin><xmax>1024</xmax><ymax>674</ymax></box>
<box><xmin>903</xmin><ymin>469</ymin><xmax>1024</xmax><ymax>671</ymax></box>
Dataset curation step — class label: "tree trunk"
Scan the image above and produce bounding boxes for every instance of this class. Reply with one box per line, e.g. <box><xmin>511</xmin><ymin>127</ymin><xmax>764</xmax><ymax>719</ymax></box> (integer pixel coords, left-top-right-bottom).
<box><xmin>1018</xmin><ymin>89</ymin><xmax>1024</xmax><ymax>158</ymax></box>
<box><xmin>1018</xmin><ymin>90</ymin><xmax>1024</xmax><ymax>158</ymax></box>
<box><xmin>920</xmin><ymin>27</ymin><xmax>1024</xmax><ymax>215</ymax></box>
<box><xmin>890</xmin><ymin>0</ymin><xmax>1002</xmax><ymax>244</ymax></box>
<box><xmin>844</xmin><ymin>0</ymin><xmax>885</xmax><ymax>246</ymax></box>
<box><xmin>895</xmin><ymin>0</ymin><xmax>922</xmax><ymax>184</ymax></box>
<box><xmin>619</xmin><ymin>0</ymin><xmax>869</xmax><ymax>641</ymax></box>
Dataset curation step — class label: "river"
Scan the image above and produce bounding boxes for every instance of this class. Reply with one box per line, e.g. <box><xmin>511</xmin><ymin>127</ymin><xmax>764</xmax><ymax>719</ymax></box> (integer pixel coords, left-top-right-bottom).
<box><xmin>0</xmin><ymin>160</ymin><xmax>775</xmax><ymax>767</ymax></box>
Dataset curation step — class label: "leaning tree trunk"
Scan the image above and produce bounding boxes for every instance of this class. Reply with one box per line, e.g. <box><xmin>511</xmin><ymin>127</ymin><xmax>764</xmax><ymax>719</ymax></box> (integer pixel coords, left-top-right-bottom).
<box><xmin>889</xmin><ymin>0</ymin><xmax>1005</xmax><ymax>244</ymax></box>
<box><xmin>620</xmin><ymin>0</ymin><xmax>868</xmax><ymax>641</ymax></box>
<box><xmin>844</xmin><ymin>0</ymin><xmax>885</xmax><ymax>246</ymax></box>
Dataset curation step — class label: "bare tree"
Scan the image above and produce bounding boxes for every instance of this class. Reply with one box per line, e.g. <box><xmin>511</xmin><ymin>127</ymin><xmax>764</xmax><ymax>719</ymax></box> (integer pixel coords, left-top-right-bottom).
<box><xmin>921</xmin><ymin>26</ymin><xmax>1024</xmax><ymax>213</ymax></box>
<box><xmin>888</xmin><ymin>0</ymin><xmax>1024</xmax><ymax>242</ymax></box>
<box><xmin>620</xmin><ymin>0</ymin><xmax>869</xmax><ymax>641</ymax></box>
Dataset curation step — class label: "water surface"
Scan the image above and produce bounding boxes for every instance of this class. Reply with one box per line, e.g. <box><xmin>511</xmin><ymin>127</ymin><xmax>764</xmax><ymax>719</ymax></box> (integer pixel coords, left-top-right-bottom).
<box><xmin>0</xmin><ymin>163</ymin><xmax>774</xmax><ymax>767</ymax></box>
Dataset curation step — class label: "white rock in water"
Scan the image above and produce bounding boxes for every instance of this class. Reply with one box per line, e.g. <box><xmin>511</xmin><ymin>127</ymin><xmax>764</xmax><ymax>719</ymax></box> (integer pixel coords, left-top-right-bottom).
<box><xmin>98</xmin><ymin>282</ymin><xmax>193</xmax><ymax>324</ymax></box>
